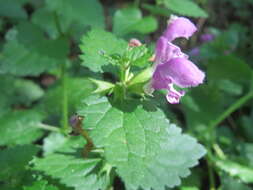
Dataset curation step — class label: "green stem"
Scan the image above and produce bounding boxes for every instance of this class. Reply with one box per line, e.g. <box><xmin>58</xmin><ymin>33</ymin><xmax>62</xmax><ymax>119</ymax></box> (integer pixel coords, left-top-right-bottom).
<box><xmin>208</xmin><ymin>90</ymin><xmax>253</xmax><ymax>145</ymax></box>
<box><xmin>207</xmin><ymin>156</ymin><xmax>216</xmax><ymax>190</ymax></box>
<box><xmin>54</xmin><ymin>12</ymin><xmax>69</xmax><ymax>134</ymax></box>
<box><xmin>204</xmin><ymin>91</ymin><xmax>253</xmax><ymax>190</ymax></box>
<box><xmin>209</xmin><ymin>91</ymin><xmax>253</xmax><ymax>130</ymax></box>
<box><xmin>37</xmin><ymin>123</ymin><xmax>61</xmax><ymax>132</ymax></box>
<box><xmin>213</xmin><ymin>143</ymin><xmax>226</xmax><ymax>159</ymax></box>
<box><xmin>61</xmin><ymin>62</ymin><xmax>69</xmax><ymax>133</ymax></box>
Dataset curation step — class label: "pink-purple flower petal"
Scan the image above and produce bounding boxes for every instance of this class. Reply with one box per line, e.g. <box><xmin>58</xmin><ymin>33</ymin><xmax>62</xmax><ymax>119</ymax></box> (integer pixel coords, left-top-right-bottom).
<box><xmin>163</xmin><ymin>58</ymin><xmax>205</xmax><ymax>88</ymax></box>
<box><xmin>151</xmin><ymin>15</ymin><xmax>205</xmax><ymax>104</ymax></box>
<box><xmin>163</xmin><ymin>15</ymin><xmax>197</xmax><ymax>42</ymax></box>
<box><xmin>155</xmin><ymin>37</ymin><xmax>188</xmax><ymax>65</ymax></box>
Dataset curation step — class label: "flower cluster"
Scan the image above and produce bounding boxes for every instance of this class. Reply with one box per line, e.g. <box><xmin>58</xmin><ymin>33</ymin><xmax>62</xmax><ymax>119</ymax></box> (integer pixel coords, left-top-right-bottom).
<box><xmin>151</xmin><ymin>15</ymin><xmax>205</xmax><ymax>104</ymax></box>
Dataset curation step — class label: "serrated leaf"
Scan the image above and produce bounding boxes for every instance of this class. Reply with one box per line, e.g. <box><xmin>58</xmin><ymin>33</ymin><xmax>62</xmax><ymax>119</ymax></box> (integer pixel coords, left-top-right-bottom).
<box><xmin>113</xmin><ymin>7</ymin><xmax>158</xmax><ymax>37</ymax></box>
<box><xmin>124</xmin><ymin>45</ymin><xmax>152</xmax><ymax>68</ymax></box>
<box><xmin>23</xmin><ymin>180</ymin><xmax>58</xmax><ymax>190</ymax></box>
<box><xmin>80</xmin><ymin>29</ymin><xmax>127</xmax><ymax>72</ymax></box>
<box><xmin>0</xmin><ymin>110</ymin><xmax>45</xmax><ymax>146</ymax></box>
<box><xmin>215</xmin><ymin>158</ymin><xmax>253</xmax><ymax>183</ymax></box>
<box><xmin>46</xmin><ymin>0</ymin><xmax>104</xmax><ymax>29</ymax></box>
<box><xmin>0</xmin><ymin>145</ymin><xmax>39</xmax><ymax>180</ymax></box>
<box><xmin>0</xmin><ymin>22</ymin><xmax>69</xmax><ymax>76</ymax></box>
<box><xmin>33</xmin><ymin>136</ymin><xmax>110</xmax><ymax>190</ymax></box>
<box><xmin>162</xmin><ymin>0</ymin><xmax>208</xmax><ymax>18</ymax></box>
<box><xmin>0</xmin><ymin>0</ymin><xmax>27</xmax><ymax>19</ymax></box>
<box><xmin>78</xmin><ymin>95</ymin><xmax>206</xmax><ymax>189</ymax></box>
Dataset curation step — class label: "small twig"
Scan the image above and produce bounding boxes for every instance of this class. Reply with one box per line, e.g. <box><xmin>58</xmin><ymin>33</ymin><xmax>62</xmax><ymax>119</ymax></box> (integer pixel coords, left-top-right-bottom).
<box><xmin>72</xmin><ymin>116</ymin><xmax>94</xmax><ymax>158</ymax></box>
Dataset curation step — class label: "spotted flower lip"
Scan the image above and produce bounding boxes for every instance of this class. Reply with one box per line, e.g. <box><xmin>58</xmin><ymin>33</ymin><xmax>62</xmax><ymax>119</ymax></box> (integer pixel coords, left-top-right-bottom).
<box><xmin>151</xmin><ymin>15</ymin><xmax>205</xmax><ymax>104</ymax></box>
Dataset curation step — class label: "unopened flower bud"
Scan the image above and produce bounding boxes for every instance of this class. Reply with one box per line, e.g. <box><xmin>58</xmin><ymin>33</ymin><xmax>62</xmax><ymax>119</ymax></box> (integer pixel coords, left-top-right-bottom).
<box><xmin>128</xmin><ymin>38</ymin><xmax>142</xmax><ymax>47</ymax></box>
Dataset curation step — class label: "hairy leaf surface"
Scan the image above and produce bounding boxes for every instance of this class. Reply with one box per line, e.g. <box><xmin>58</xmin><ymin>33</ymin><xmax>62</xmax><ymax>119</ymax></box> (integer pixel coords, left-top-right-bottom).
<box><xmin>33</xmin><ymin>136</ymin><xmax>110</xmax><ymax>190</ymax></box>
<box><xmin>80</xmin><ymin>29</ymin><xmax>127</xmax><ymax>72</ymax></box>
<box><xmin>78</xmin><ymin>95</ymin><xmax>206</xmax><ymax>189</ymax></box>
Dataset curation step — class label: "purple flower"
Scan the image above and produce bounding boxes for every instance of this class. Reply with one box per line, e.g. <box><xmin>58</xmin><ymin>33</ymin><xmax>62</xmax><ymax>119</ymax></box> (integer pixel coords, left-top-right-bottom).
<box><xmin>200</xmin><ymin>33</ymin><xmax>214</xmax><ymax>43</ymax></box>
<box><xmin>151</xmin><ymin>15</ymin><xmax>205</xmax><ymax>104</ymax></box>
<box><xmin>189</xmin><ymin>47</ymin><xmax>200</xmax><ymax>57</ymax></box>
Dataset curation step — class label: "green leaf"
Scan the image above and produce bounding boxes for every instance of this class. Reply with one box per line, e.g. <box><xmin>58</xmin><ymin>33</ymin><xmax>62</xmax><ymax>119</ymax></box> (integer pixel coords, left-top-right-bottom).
<box><xmin>207</xmin><ymin>55</ymin><xmax>252</xmax><ymax>85</ymax></box>
<box><xmin>240</xmin><ymin>117</ymin><xmax>253</xmax><ymax>142</ymax></box>
<box><xmin>142</xmin><ymin>3</ymin><xmax>172</xmax><ymax>17</ymax></box>
<box><xmin>215</xmin><ymin>158</ymin><xmax>253</xmax><ymax>183</ymax></box>
<box><xmin>220</xmin><ymin>174</ymin><xmax>251</xmax><ymax>190</ymax></box>
<box><xmin>217</xmin><ymin>80</ymin><xmax>243</xmax><ymax>96</ymax></box>
<box><xmin>0</xmin><ymin>0</ymin><xmax>27</xmax><ymax>19</ymax></box>
<box><xmin>0</xmin><ymin>75</ymin><xmax>44</xmax><ymax>115</ymax></box>
<box><xmin>31</xmin><ymin>7</ymin><xmax>78</xmax><ymax>40</ymax></box>
<box><xmin>237</xmin><ymin>143</ymin><xmax>253</xmax><ymax>167</ymax></box>
<box><xmin>33</xmin><ymin>136</ymin><xmax>110</xmax><ymax>190</ymax></box>
<box><xmin>162</xmin><ymin>0</ymin><xmax>208</xmax><ymax>18</ymax></box>
<box><xmin>180</xmin><ymin>187</ymin><xmax>199</xmax><ymax>190</ymax></box>
<box><xmin>0</xmin><ymin>22</ymin><xmax>69</xmax><ymax>76</ymax></box>
<box><xmin>113</xmin><ymin>7</ymin><xmax>158</xmax><ymax>37</ymax></box>
<box><xmin>127</xmin><ymin>67</ymin><xmax>153</xmax><ymax>96</ymax></box>
<box><xmin>23</xmin><ymin>180</ymin><xmax>58</xmax><ymax>190</ymax></box>
<box><xmin>128</xmin><ymin>67</ymin><xmax>153</xmax><ymax>86</ymax></box>
<box><xmin>32</xmin><ymin>7</ymin><xmax>63</xmax><ymax>39</ymax></box>
<box><xmin>39</xmin><ymin>78</ymin><xmax>94</xmax><ymax>119</ymax></box>
<box><xmin>89</xmin><ymin>78</ymin><xmax>115</xmax><ymax>94</ymax></box>
<box><xmin>0</xmin><ymin>145</ymin><xmax>39</xmax><ymax>180</ymax></box>
<box><xmin>80</xmin><ymin>29</ymin><xmax>127</xmax><ymax>72</ymax></box>
<box><xmin>43</xmin><ymin>133</ymin><xmax>67</xmax><ymax>156</ymax></box>
<box><xmin>46</xmin><ymin>0</ymin><xmax>104</xmax><ymax>29</ymax></box>
<box><xmin>11</xmin><ymin>79</ymin><xmax>44</xmax><ymax>106</ymax></box>
<box><xmin>78</xmin><ymin>95</ymin><xmax>206</xmax><ymax>189</ymax></box>
<box><xmin>124</xmin><ymin>45</ymin><xmax>152</xmax><ymax>68</ymax></box>
<box><xmin>0</xmin><ymin>110</ymin><xmax>44</xmax><ymax>146</ymax></box>
<box><xmin>182</xmin><ymin>85</ymin><xmax>224</xmax><ymax>137</ymax></box>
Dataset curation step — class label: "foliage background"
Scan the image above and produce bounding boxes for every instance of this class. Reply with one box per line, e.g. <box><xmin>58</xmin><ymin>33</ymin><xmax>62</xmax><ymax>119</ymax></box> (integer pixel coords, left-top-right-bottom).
<box><xmin>0</xmin><ymin>0</ymin><xmax>253</xmax><ymax>190</ymax></box>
